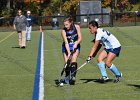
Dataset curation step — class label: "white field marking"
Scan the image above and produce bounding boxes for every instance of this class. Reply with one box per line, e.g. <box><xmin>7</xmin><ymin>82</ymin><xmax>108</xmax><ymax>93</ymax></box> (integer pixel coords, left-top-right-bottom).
<box><xmin>39</xmin><ymin>32</ymin><xmax>44</xmax><ymax>100</ymax></box>
<box><xmin>44</xmin><ymin>49</ymin><xmax>61</xmax><ymax>52</ymax></box>
<box><xmin>123</xmin><ymin>45</ymin><xmax>140</xmax><ymax>48</ymax></box>
<box><xmin>126</xmin><ymin>80</ymin><xmax>140</xmax><ymax>82</ymax></box>
<box><xmin>0</xmin><ymin>74</ymin><xmax>35</xmax><ymax>77</ymax></box>
<box><xmin>44</xmin><ymin>45</ymin><xmax>140</xmax><ymax>52</ymax></box>
<box><xmin>0</xmin><ymin>31</ymin><xmax>15</xmax><ymax>44</ymax></box>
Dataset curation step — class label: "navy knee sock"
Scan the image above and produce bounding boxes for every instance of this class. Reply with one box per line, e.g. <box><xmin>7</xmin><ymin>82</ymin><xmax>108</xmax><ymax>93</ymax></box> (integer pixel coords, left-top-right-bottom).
<box><xmin>70</xmin><ymin>62</ymin><xmax>77</xmax><ymax>77</ymax></box>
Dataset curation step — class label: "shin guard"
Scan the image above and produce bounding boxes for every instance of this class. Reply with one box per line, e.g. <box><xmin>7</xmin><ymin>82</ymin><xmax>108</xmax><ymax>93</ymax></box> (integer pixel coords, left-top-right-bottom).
<box><xmin>65</xmin><ymin>67</ymin><xmax>70</xmax><ymax>84</ymax></box>
<box><xmin>70</xmin><ymin>62</ymin><xmax>77</xmax><ymax>78</ymax></box>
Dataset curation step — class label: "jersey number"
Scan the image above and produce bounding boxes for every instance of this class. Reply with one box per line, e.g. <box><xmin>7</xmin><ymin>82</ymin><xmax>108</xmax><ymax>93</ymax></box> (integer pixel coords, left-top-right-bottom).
<box><xmin>102</xmin><ymin>29</ymin><xmax>111</xmax><ymax>36</ymax></box>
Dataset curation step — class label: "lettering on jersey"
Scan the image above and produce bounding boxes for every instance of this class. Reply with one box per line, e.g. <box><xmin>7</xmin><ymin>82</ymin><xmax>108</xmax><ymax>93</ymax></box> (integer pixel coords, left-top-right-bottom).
<box><xmin>101</xmin><ymin>37</ymin><xmax>108</xmax><ymax>43</ymax></box>
<box><xmin>102</xmin><ymin>29</ymin><xmax>111</xmax><ymax>36</ymax></box>
<box><xmin>67</xmin><ymin>34</ymin><xmax>78</xmax><ymax>44</ymax></box>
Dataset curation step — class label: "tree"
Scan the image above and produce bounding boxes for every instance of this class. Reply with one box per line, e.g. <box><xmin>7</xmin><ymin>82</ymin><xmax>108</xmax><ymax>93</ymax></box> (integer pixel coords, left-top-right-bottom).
<box><xmin>62</xmin><ymin>0</ymin><xmax>79</xmax><ymax>15</ymax></box>
<box><xmin>116</xmin><ymin>0</ymin><xmax>133</xmax><ymax>12</ymax></box>
<box><xmin>101</xmin><ymin>0</ymin><xmax>111</xmax><ymax>8</ymax></box>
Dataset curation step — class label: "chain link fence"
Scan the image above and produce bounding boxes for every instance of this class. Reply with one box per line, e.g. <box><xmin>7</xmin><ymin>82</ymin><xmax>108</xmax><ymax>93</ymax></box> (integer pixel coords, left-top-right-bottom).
<box><xmin>0</xmin><ymin>11</ymin><xmax>140</xmax><ymax>32</ymax></box>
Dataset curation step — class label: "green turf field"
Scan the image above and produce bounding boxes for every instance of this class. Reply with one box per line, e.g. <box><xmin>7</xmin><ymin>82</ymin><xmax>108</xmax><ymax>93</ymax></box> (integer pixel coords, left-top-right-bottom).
<box><xmin>0</xmin><ymin>26</ymin><xmax>140</xmax><ymax>100</ymax></box>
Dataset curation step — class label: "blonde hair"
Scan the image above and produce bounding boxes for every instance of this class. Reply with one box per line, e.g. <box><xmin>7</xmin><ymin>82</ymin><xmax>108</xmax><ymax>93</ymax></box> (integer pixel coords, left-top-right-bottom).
<box><xmin>64</xmin><ymin>16</ymin><xmax>73</xmax><ymax>23</ymax></box>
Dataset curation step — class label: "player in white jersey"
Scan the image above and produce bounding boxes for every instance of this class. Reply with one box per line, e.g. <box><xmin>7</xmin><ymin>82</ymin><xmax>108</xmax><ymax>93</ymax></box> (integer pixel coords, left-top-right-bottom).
<box><xmin>86</xmin><ymin>20</ymin><xmax>122</xmax><ymax>83</ymax></box>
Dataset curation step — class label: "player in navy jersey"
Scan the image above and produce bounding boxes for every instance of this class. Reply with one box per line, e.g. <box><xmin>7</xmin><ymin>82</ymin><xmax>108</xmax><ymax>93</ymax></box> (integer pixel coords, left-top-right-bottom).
<box><xmin>61</xmin><ymin>16</ymin><xmax>82</xmax><ymax>85</ymax></box>
<box><xmin>86</xmin><ymin>20</ymin><xmax>122</xmax><ymax>83</ymax></box>
<box><xmin>26</xmin><ymin>11</ymin><xmax>33</xmax><ymax>41</ymax></box>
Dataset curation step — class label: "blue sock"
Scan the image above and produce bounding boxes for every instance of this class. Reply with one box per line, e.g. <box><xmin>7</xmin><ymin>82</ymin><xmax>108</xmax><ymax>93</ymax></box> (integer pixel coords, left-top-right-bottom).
<box><xmin>97</xmin><ymin>62</ymin><xmax>108</xmax><ymax>77</ymax></box>
<box><xmin>65</xmin><ymin>76</ymin><xmax>70</xmax><ymax>84</ymax></box>
<box><xmin>110</xmin><ymin>64</ymin><xmax>121</xmax><ymax>76</ymax></box>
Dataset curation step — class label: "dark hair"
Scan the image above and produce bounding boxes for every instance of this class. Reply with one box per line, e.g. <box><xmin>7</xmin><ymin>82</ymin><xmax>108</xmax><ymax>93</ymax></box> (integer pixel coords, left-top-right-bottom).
<box><xmin>89</xmin><ymin>20</ymin><xmax>99</xmax><ymax>28</ymax></box>
<box><xmin>17</xmin><ymin>9</ymin><xmax>22</xmax><ymax>15</ymax></box>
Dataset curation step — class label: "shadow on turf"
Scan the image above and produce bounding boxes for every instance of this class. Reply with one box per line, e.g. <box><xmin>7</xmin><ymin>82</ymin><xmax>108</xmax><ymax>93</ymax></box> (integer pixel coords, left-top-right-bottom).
<box><xmin>127</xmin><ymin>84</ymin><xmax>140</xmax><ymax>89</ymax></box>
<box><xmin>55</xmin><ymin>79</ymin><xmax>60</xmax><ymax>86</ymax></box>
<box><xmin>54</xmin><ymin>79</ymin><xmax>76</xmax><ymax>86</ymax></box>
<box><xmin>80</xmin><ymin>78</ymin><xmax>113</xmax><ymax>84</ymax></box>
<box><xmin>54</xmin><ymin>78</ymin><xmax>114</xmax><ymax>86</ymax></box>
<box><xmin>11</xmin><ymin>46</ymin><xmax>20</xmax><ymax>48</ymax></box>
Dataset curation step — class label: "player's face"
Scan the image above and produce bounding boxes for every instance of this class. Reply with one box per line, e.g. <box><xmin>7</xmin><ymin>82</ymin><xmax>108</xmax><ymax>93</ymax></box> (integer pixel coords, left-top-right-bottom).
<box><xmin>88</xmin><ymin>24</ymin><xmax>97</xmax><ymax>34</ymax></box>
<box><xmin>27</xmin><ymin>13</ymin><xmax>30</xmax><ymax>16</ymax></box>
<box><xmin>64</xmin><ymin>21</ymin><xmax>71</xmax><ymax>30</ymax></box>
<box><xmin>18</xmin><ymin>11</ymin><xmax>22</xmax><ymax>16</ymax></box>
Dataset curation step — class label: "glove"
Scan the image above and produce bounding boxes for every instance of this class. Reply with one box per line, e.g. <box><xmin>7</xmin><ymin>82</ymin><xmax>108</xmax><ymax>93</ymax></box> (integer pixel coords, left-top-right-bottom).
<box><xmin>86</xmin><ymin>56</ymin><xmax>92</xmax><ymax>63</ymax></box>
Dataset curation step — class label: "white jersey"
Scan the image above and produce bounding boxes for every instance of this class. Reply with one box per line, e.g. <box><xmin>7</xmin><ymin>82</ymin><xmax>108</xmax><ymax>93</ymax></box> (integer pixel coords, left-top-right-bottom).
<box><xmin>96</xmin><ymin>28</ymin><xmax>121</xmax><ymax>49</ymax></box>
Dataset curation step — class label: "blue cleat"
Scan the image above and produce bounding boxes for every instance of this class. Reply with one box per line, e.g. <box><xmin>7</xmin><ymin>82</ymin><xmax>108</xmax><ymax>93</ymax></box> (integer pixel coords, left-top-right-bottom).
<box><xmin>114</xmin><ymin>73</ymin><xmax>122</xmax><ymax>83</ymax></box>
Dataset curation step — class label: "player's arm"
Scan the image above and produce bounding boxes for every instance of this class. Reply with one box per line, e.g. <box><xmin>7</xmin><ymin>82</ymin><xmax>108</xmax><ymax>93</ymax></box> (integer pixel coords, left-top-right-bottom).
<box><xmin>91</xmin><ymin>39</ymin><xmax>102</xmax><ymax>57</ymax></box>
<box><xmin>90</xmin><ymin>30</ymin><xmax>103</xmax><ymax>57</ymax></box>
<box><xmin>61</xmin><ymin>30</ymin><xmax>71</xmax><ymax>55</ymax></box>
<box><xmin>86</xmin><ymin>40</ymin><xmax>100</xmax><ymax>62</ymax></box>
<box><xmin>75</xmin><ymin>24</ymin><xmax>82</xmax><ymax>45</ymax></box>
<box><xmin>89</xmin><ymin>40</ymin><xmax>100</xmax><ymax>57</ymax></box>
<box><xmin>13</xmin><ymin>24</ymin><xmax>16</xmax><ymax>30</ymax></box>
<box><xmin>13</xmin><ymin>17</ymin><xmax>16</xmax><ymax>30</ymax></box>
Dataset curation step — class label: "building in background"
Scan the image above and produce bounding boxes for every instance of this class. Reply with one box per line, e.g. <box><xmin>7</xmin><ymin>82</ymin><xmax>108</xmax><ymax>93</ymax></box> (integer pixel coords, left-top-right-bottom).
<box><xmin>77</xmin><ymin>0</ymin><xmax>110</xmax><ymax>26</ymax></box>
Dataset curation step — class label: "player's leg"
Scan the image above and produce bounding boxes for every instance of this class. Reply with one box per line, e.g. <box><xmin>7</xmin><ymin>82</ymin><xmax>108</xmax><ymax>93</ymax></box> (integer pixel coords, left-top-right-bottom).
<box><xmin>106</xmin><ymin>52</ymin><xmax>122</xmax><ymax>83</ymax></box>
<box><xmin>26</xmin><ymin>27</ymin><xmax>28</xmax><ymax>40</ymax></box>
<box><xmin>70</xmin><ymin>49</ymin><xmax>79</xmax><ymax>84</ymax></box>
<box><xmin>27</xmin><ymin>26</ymin><xmax>31</xmax><ymax>41</ymax></box>
<box><xmin>21</xmin><ymin>31</ymin><xmax>26</xmax><ymax>48</ymax></box>
<box><xmin>61</xmin><ymin>43</ymin><xmax>71</xmax><ymax>84</ymax></box>
<box><xmin>63</xmin><ymin>53</ymin><xmax>70</xmax><ymax>84</ymax></box>
<box><xmin>18</xmin><ymin>32</ymin><xmax>22</xmax><ymax>48</ymax></box>
<box><xmin>29</xmin><ymin>26</ymin><xmax>32</xmax><ymax>40</ymax></box>
<box><xmin>97</xmin><ymin>50</ymin><xmax>109</xmax><ymax>81</ymax></box>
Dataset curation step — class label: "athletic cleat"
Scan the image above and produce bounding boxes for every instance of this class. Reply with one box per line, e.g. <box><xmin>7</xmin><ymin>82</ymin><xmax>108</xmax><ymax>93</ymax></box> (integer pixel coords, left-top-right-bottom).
<box><xmin>114</xmin><ymin>73</ymin><xmax>122</xmax><ymax>83</ymax></box>
<box><xmin>21</xmin><ymin>46</ymin><xmax>26</xmax><ymax>49</ymax></box>
<box><xmin>70</xmin><ymin>77</ymin><xmax>76</xmax><ymax>85</ymax></box>
<box><xmin>58</xmin><ymin>79</ymin><xmax>69</xmax><ymax>86</ymax></box>
<box><xmin>98</xmin><ymin>76</ymin><xmax>109</xmax><ymax>83</ymax></box>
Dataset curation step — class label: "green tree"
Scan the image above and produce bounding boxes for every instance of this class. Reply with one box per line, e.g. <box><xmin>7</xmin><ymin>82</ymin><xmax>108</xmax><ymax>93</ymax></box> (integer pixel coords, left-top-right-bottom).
<box><xmin>49</xmin><ymin>0</ymin><xmax>60</xmax><ymax>14</ymax></box>
<box><xmin>23</xmin><ymin>1</ymin><xmax>40</xmax><ymax>15</ymax></box>
<box><xmin>101</xmin><ymin>0</ymin><xmax>111</xmax><ymax>8</ymax></box>
<box><xmin>62</xmin><ymin>0</ymin><xmax>79</xmax><ymax>15</ymax></box>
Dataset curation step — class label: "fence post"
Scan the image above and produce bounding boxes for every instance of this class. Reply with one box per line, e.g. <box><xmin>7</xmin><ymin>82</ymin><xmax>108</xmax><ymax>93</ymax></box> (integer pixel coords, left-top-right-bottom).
<box><xmin>110</xmin><ymin>12</ymin><xmax>114</xmax><ymax>27</ymax></box>
<box><xmin>135</xmin><ymin>11</ymin><xmax>138</xmax><ymax>26</ymax></box>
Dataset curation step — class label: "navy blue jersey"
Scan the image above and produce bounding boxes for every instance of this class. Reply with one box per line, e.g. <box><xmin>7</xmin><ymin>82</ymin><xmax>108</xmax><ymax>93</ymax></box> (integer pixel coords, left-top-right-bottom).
<box><xmin>26</xmin><ymin>15</ymin><xmax>33</xmax><ymax>27</ymax></box>
<box><xmin>64</xmin><ymin>24</ymin><xmax>78</xmax><ymax>44</ymax></box>
<box><xmin>62</xmin><ymin>24</ymin><xmax>80</xmax><ymax>53</ymax></box>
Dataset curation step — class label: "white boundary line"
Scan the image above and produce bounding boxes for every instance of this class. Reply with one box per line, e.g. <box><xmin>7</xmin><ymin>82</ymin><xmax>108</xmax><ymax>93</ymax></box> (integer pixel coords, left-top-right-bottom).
<box><xmin>39</xmin><ymin>32</ymin><xmax>44</xmax><ymax>100</ymax></box>
<box><xmin>0</xmin><ymin>31</ymin><xmax>15</xmax><ymax>44</ymax></box>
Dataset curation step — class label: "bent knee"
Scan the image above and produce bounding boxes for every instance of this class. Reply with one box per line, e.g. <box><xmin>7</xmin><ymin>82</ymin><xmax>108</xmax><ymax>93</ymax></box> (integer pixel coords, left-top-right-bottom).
<box><xmin>105</xmin><ymin>61</ymin><xmax>112</xmax><ymax>67</ymax></box>
<box><xmin>97</xmin><ymin>58</ymin><xmax>103</xmax><ymax>62</ymax></box>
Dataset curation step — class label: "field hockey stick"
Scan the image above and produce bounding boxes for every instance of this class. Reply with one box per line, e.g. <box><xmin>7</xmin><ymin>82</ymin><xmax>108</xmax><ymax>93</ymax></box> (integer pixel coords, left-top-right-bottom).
<box><xmin>71</xmin><ymin>62</ymin><xmax>87</xmax><ymax>77</ymax></box>
<box><xmin>60</xmin><ymin>49</ymin><xmax>77</xmax><ymax>77</ymax></box>
<box><xmin>57</xmin><ymin>62</ymin><xmax>88</xmax><ymax>86</ymax></box>
<box><xmin>57</xmin><ymin>49</ymin><xmax>77</xmax><ymax>85</ymax></box>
